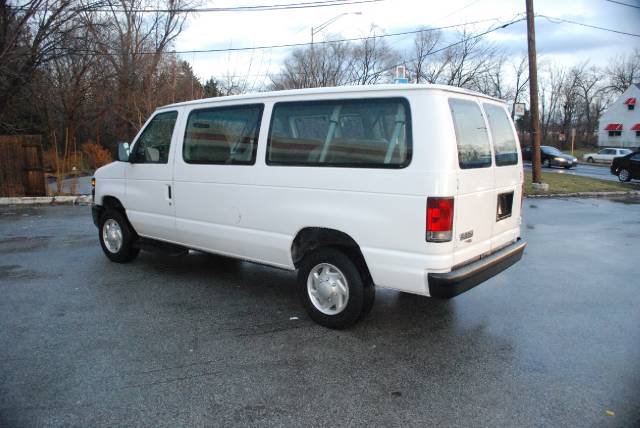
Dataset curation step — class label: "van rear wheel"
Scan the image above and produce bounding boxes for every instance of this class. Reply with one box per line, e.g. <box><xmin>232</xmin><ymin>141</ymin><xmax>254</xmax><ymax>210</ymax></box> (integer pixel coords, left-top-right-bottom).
<box><xmin>298</xmin><ymin>248</ymin><xmax>373</xmax><ymax>329</ymax></box>
<box><xmin>98</xmin><ymin>209</ymin><xmax>139</xmax><ymax>263</ymax></box>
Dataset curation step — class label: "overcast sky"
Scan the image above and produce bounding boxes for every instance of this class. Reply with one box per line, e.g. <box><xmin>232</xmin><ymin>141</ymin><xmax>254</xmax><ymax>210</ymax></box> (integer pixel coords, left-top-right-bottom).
<box><xmin>174</xmin><ymin>0</ymin><xmax>640</xmax><ymax>88</ymax></box>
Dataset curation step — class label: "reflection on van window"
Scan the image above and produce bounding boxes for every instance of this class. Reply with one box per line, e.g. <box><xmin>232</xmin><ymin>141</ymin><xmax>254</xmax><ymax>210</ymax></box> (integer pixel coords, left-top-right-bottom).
<box><xmin>133</xmin><ymin>111</ymin><xmax>178</xmax><ymax>164</ymax></box>
<box><xmin>449</xmin><ymin>99</ymin><xmax>491</xmax><ymax>169</ymax></box>
<box><xmin>183</xmin><ymin>104</ymin><xmax>263</xmax><ymax>164</ymax></box>
<box><xmin>267</xmin><ymin>98</ymin><xmax>411</xmax><ymax>168</ymax></box>
<box><xmin>484</xmin><ymin>104</ymin><xmax>519</xmax><ymax>166</ymax></box>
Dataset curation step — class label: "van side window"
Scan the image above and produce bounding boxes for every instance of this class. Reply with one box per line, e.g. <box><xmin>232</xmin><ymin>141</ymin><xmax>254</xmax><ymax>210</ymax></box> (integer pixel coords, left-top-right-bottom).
<box><xmin>183</xmin><ymin>104</ymin><xmax>263</xmax><ymax>165</ymax></box>
<box><xmin>449</xmin><ymin>99</ymin><xmax>491</xmax><ymax>169</ymax></box>
<box><xmin>267</xmin><ymin>98</ymin><xmax>411</xmax><ymax>168</ymax></box>
<box><xmin>132</xmin><ymin>111</ymin><xmax>178</xmax><ymax>164</ymax></box>
<box><xmin>484</xmin><ymin>104</ymin><xmax>519</xmax><ymax>166</ymax></box>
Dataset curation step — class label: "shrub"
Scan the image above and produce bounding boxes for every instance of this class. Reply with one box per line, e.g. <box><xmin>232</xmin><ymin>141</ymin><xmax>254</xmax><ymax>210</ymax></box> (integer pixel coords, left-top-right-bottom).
<box><xmin>82</xmin><ymin>141</ymin><xmax>112</xmax><ymax>171</ymax></box>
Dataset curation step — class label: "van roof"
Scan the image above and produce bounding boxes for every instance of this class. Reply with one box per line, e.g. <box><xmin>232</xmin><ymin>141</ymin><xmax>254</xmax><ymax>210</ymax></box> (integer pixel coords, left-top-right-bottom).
<box><xmin>159</xmin><ymin>84</ymin><xmax>505</xmax><ymax>110</ymax></box>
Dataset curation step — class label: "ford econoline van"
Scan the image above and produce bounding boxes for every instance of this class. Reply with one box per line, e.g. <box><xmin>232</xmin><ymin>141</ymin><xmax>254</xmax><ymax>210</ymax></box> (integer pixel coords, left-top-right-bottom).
<box><xmin>92</xmin><ymin>84</ymin><xmax>526</xmax><ymax>329</ymax></box>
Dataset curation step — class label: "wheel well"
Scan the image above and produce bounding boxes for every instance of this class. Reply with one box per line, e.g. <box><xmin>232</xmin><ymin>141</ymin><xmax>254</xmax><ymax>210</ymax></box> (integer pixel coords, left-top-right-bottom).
<box><xmin>101</xmin><ymin>195</ymin><xmax>125</xmax><ymax>213</ymax></box>
<box><xmin>99</xmin><ymin>196</ymin><xmax>137</xmax><ymax>236</ymax></box>
<box><xmin>291</xmin><ymin>227</ymin><xmax>371</xmax><ymax>281</ymax></box>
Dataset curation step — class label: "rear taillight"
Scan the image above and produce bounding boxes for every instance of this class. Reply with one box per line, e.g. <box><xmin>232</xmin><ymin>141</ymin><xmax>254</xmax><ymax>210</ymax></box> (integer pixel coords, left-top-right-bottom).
<box><xmin>426</xmin><ymin>197</ymin><xmax>454</xmax><ymax>242</ymax></box>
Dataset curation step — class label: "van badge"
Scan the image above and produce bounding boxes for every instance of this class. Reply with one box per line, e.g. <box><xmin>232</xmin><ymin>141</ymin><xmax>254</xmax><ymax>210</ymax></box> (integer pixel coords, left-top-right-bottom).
<box><xmin>460</xmin><ymin>230</ymin><xmax>474</xmax><ymax>241</ymax></box>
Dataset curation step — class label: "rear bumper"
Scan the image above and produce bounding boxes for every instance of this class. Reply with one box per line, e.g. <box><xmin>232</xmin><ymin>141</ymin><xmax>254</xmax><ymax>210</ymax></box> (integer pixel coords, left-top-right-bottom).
<box><xmin>428</xmin><ymin>239</ymin><xmax>526</xmax><ymax>298</ymax></box>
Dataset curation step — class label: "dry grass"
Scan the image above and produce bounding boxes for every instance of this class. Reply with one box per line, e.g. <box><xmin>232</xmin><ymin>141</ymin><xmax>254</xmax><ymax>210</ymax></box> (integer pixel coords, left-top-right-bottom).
<box><xmin>524</xmin><ymin>170</ymin><xmax>640</xmax><ymax>195</ymax></box>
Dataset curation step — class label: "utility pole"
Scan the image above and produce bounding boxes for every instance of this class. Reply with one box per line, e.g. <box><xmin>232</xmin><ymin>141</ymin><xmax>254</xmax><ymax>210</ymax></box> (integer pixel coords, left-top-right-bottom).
<box><xmin>526</xmin><ymin>0</ymin><xmax>542</xmax><ymax>183</ymax></box>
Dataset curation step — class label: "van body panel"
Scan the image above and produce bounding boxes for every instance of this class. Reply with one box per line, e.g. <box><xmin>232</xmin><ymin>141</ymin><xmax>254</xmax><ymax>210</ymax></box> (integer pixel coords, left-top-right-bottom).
<box><xmin>93</xmin><ymin>84</ymin><xmax>523</xmax><ymax>299</ymax></box>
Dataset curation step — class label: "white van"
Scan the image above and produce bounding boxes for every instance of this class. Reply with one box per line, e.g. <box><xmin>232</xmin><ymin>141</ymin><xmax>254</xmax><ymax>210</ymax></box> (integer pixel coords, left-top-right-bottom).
<box><xmin>92</xmin><ymin>84</ymin><xmax>526</xmax><ymax>329</ymax></box>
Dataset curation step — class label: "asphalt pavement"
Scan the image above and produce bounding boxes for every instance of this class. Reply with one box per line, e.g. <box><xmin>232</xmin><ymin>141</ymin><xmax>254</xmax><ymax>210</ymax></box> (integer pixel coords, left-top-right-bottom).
<box><xmin>1</xmin><ymin>199</ymin><xmax>639</xmax><ymax>426</ymax></box>
<box><xmin>523</xmin><ymin>161</ymin><xmax>622</xmax><ymax>182</ymax></box>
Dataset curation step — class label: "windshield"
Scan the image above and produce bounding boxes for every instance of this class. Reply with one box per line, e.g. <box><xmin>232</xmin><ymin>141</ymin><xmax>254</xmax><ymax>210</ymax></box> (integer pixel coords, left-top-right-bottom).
<box><xmin>542</xmin><ymin>146</ymin><xmax>563</xmax><ymax>156</ymax></box>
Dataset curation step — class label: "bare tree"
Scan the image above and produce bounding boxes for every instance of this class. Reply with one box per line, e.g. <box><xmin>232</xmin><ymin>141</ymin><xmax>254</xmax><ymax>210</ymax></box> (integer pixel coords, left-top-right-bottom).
<box><xmin>510</xmin><ymin>54</ymin><xmax>529</xmax><ymax>119</ymax></box>
<box><xmin>539</xmin><ymin>64</ymin><xmax>566</xmax><ymax>142</ymax></box>
<box><xmin>440</xmin><ymin>29</ymin><xmax>498</xmax><ymax>90</ymax></box>
<box><xmin>271</xmin><ymin>40</ymin><xmax>353</xmax><ymax>90</ymax></box>
<box><xmin>0</xmin><ymin>0</ymin><xmax>85</xmax><ymax>129</ymax></box>
<box><xmin>473</xmin><ymin>54</ymin><xmax>513</xmax><ymax>99</ymax></box>
<box><xmin>406</xmin><ymin>28</ymin><xmax>442</xmax><ymax>83</ymax></box>
<box><xmin>604</xmin><ymin>48</ymin><xmax>640</xmax><ymax>94</ymax></box>
<box><xmin>87</xmin><ymin>0</ymin><xmax>192</xmax><ymax>137</ymax></box>
<box><xmin>573</xmin><ymin>63</ymin><xmax>605</xmax><ymax>138</ymax></box>
<box><xmin>348</xmin><ymin>25</ymin><xmax>398</xmax><ymax>85</ymax></box>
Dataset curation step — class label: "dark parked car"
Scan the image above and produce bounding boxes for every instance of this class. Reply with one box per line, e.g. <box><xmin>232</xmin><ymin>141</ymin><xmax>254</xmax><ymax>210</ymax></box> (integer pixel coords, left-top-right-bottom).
<box><xmin>610</xmin><ymin>151</ymin><xmax>640</xmax><ymax>182</ymax></box>
<box><xmin>522</xmin><ymin>145</ymin><xmax>578</xmax><ymax>169</ymax></box>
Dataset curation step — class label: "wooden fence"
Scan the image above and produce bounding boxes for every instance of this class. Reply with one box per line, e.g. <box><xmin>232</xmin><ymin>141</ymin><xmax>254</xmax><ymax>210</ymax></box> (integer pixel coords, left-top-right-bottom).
<box><xmin>0</xmin><ymin>135</ymin><xmax>46</xmax><ymax>197</ymax></box>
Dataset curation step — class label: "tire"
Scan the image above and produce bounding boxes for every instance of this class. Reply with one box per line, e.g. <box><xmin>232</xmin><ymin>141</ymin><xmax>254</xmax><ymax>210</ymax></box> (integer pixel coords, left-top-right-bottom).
<box><xmin>587</xmin><ymin>157</ymin><xmax>594</xmax><ymax>163</ymax></box>
<box><xmin>543</xmin><ymin>158</ymin><xmax>550</xmax><ymax>168</ymax></box>
<box><xmin>297</xmin><ymin>247</ymin><xmax>373</xmax><ymax>329</ymax></box>
<box><xmin>359</xmin><ymin>276</ymin><xmax>376</xmax><ymax>320</ymax></box>
<box><xmin>98</xmin><ymin>208</ymin><xmax>140</xmax><ymax>263</ymax></box>
<box><xmin>618</xmin><ymin>168</ymin><xmax>631</xmax><ymax>182</ymax></box>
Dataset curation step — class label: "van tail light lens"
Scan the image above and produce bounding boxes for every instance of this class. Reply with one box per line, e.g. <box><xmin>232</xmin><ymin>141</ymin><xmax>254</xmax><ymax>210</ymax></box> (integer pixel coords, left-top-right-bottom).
<box><xmin>426</xmin><ymin>197</ymin><xmax>454</xmax><ymax>242</ymax></box>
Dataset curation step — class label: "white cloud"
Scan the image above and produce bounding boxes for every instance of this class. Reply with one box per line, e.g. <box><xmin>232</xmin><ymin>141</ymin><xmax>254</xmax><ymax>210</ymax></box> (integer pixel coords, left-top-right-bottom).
<box><xmin>174</xmin><ymin>0</ymin><xmax>640</xmax><ymax>83</ymax></box>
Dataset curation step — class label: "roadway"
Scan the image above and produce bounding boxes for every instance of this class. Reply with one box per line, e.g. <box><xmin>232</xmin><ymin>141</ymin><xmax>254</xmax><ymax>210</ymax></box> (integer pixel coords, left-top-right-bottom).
<box><xmin>524</xmin><ymin>162</ymin><xmax>619</xmax><ymax>182</ymax></box>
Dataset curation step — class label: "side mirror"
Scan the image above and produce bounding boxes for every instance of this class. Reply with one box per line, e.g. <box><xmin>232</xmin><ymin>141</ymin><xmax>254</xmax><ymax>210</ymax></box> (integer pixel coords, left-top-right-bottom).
<box><xmin>117</xmin><ymin>142</ymin><xmax>131</xmax><ymax>162</ymax></box>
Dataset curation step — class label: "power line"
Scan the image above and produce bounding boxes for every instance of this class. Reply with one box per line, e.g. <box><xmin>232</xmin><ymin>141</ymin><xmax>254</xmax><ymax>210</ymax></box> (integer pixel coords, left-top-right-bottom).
<box><xmin>10</xmin><ymin>0</ymin><xmax>385</xmax><ymax>13</ymax></box>
<box><xmin>604</xmin><ymin>0</ymin><xmax>640</xmax><ymax>9</ymax></box>
<box><xmin>63</xmin><ymin>16</ymin><xmax>517</xmax><ymax>56</ymax></box>
<box><xmin>539</xmin><ymin>14</ymin><xmax>640</xmax><ymax>38</ymax></box>
<box><xmin>344</xmin><ymin>16</ymin><xmax>525</xmax><ymax>85</ymax></box>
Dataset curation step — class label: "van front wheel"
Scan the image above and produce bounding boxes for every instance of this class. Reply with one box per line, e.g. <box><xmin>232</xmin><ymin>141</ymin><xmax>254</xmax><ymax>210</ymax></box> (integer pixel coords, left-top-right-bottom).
<box><xmin>298</xmin><ymin>248</ymin><xmax>372</xmax><ymax>329</ymax></box>
<box><xmin>98</xmin><ymin>209</ymin><xmax>139</xmax><ymax>263</ymax></box>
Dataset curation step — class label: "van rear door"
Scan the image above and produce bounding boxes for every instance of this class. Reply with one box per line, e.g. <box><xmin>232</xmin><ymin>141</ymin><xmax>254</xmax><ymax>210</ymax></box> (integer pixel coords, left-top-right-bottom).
<box><xmin>448</xmin><ymin>98</ymin><xmax>495</xmax><ymax>266</ymax></box>
<box><xmin>482</xmin><ymin>103</ymin><xmax>523</xmax><ymax>252</ymax></box>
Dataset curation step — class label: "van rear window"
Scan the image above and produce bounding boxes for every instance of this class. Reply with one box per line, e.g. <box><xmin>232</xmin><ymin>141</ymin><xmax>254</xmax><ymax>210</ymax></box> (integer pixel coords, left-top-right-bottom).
<box><xmin>484</xmin><ymin>104</ymin><xmax>519</xmax><ymax>166</ymax></box>
<box><xmin>266</xmin><ymin>98</ymin><xmax>411</xmax><ymax>168</ymax></box>
<box><xmin>449</xmin><ymin>99</ymin><xmax>492</xmax><ymax>169</ymax></box>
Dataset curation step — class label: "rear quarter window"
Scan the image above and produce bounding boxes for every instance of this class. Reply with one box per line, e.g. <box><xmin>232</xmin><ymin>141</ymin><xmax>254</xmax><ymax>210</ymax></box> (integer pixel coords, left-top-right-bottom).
<box><xmin>484</xmin><ymin>103</ymin><xmax>519</xmax><ymax>166</ymax></box>
<box><xmin>448</xmin><ymin>99</ymin><xmax>491</xmax><ymax>169</ymax></box>
<box><xmin>266</xmin><ymin>97</ymin><xmax>411</xmax><ymax>168</ymax></box>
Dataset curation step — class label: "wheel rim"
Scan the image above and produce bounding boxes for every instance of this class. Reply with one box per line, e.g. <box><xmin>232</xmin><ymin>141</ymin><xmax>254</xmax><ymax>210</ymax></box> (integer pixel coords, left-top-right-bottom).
<box><xmin>543</xmin><ymin>159</ymin><xmax>549</xmax><ymax>167</ymax></box>
<box><xmin>619</xmin><ymin>169</ymin><xmax>630</xmax><ymax>181</ymax></box>
<box><xmin>307</xmin><ymin>263</ymin><xmax>349</xmax><ymax>315</ymax></box>
<box><xmin>102</xmin><ymin>219</ymin><xmax>123</xmax><ymax>253</ymax></box>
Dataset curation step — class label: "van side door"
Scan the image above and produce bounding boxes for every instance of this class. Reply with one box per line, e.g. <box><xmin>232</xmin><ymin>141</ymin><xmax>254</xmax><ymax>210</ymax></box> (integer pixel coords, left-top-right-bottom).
<box><xmin>172</xmin><ymin>104</ymin><xmax>265</xmax><ymax>259</ymax></box>
<box><xmin>124</xmin><ymin>110</ymin><xmax>180</xmax><ymax>241</ymax></box>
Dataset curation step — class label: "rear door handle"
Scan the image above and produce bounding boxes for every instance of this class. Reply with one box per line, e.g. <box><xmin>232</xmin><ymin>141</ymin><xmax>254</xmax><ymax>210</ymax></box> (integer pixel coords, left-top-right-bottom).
<box><xmin>166</xmin><ymin>184</ymin><xmax>172</xmax><ymax>202</ymax></box>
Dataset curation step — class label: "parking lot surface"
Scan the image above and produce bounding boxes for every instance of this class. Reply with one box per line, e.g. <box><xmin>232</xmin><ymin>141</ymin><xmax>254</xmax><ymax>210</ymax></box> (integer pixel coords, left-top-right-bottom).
<box><xmin>1</xmin><ymin>198</ymin><xmax>639</xmax><ymax>427</ymax></box>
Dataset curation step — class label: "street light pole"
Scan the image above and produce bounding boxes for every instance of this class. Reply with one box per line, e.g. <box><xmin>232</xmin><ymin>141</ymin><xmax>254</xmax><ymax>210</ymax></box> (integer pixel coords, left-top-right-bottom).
<box><xmin>309</xmin><ymin>12</ymin><xmax>362</xmax><ymax>87</ymax></box>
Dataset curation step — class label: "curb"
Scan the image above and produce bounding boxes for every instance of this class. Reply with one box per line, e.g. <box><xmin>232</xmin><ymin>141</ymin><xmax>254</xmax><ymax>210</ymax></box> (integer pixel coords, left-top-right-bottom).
<box><xmin>526</xmin><ymin>190</ymin><xmax>640</xmax><ymax>198</ymax></box>
<box><xmin>0</xmin><ymin>195</ymin><xmax>92</xmax><ymax>206</ymax></box>
<box><xmin>576</xmin><ymin>161</ymin><xmax>609</xmax><ymax>168</ymax></box>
